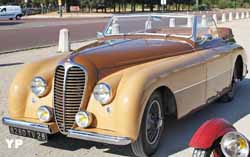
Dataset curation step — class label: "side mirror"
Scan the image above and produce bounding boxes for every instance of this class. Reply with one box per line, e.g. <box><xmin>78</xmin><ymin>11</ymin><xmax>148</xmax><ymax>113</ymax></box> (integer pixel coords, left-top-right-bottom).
<box><xmin>96</xmin><ymin>32</ymin><xmax>104</xmax><ymax>38</ymax></box>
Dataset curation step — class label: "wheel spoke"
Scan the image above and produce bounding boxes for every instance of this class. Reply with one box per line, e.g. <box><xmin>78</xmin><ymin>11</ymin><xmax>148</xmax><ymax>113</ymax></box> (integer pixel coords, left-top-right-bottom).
<box><xmin>145</xmin><ymin>99</ymin><xmax>162</xmax><ymax>145</ymax></box>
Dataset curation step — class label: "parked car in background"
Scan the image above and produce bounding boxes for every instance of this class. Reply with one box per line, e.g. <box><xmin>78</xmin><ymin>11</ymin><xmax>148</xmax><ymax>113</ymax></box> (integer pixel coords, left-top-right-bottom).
<box><xmin>2</xmin><ymin>14</ymin><xmax>248</xmax><ymax>157</ymax></box>
<box><xmin>0</xmin><ymin>5</ymin><xmax>22</xmax><ymax>20</ymax></box>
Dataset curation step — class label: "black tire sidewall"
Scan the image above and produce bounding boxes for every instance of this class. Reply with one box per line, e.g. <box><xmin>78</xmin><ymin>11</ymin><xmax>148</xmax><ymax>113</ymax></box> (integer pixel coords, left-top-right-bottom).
<box><xmin>16</xmin><ymin>15</ymin><xmax>21</xmax><ymax>20</ymax></box>
<box><xmin>141</xmin><ymin>92</ymin><xmax>164</xmax><ymax>155</ymax></box>
<box><xmin>220</xmin><ymin>66</ymin><xmax>238</xmax><ymax>102</ymax></box>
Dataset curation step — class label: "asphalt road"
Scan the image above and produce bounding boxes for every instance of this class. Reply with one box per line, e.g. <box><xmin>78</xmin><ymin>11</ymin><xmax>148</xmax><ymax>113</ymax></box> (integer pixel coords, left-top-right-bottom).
<box><xmin>0</xmin><ymin>11</ymin><xmax>230</xmax><ymax>53</ymax></box>
<box><xmin>0</xmin><ymin>18</ymin><xmax>107</xmax><ymax>52</ymax></box>
<box><xmin>0</xmin><ymin>18</ymin><xmax>249</xmax><ymax>157</ymax></box>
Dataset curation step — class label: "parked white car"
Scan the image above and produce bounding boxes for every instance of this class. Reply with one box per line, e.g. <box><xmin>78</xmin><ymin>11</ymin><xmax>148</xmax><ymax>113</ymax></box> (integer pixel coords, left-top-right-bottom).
<box><xmin>0</xmin><ymin>5</ymin><xmax>23</xmax><ymax>20</ymax></box>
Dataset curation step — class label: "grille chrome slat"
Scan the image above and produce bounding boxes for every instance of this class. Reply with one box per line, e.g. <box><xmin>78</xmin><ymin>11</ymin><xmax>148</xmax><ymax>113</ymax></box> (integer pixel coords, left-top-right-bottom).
<box><xmin>54</xmin><ymin>63</ymin><xmax>87</xmax><ymax>134</ymax></box>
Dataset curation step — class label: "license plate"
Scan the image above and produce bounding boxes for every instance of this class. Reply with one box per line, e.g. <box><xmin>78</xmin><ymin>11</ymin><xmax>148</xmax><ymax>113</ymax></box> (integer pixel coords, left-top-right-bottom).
<box><xmin>9</xmin><ymin>126</ymin><xmax>48</xmax><ymax>141</ymax></box>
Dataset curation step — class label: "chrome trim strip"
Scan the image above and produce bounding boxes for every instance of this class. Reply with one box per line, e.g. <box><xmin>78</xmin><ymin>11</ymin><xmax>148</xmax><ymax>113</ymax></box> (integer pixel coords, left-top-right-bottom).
<box><xmin>207</xmin><ymin>69</ymin><xmax>231</xmax><ymax>82</ymax></box>
<box><xmin>174</xmin><ymin>69</ymin><xmax>231</xmax><ymax>94</ymax></box>
<box><xmin>103</xmin><ymin>14</ymin><xmax>195</xmax><ymax>37</ymax></box>
<box><xmin>2</xmin><ymin>117</ymin><xmax>52</xmax><ymax>134</ymax></box>
<box><xmin>174</xmin><ymin>79</ymin><xmax>206</xmax><ymax>94</ymax></box>
<box><xmin>67</xmin><ymin>129</ymin><xmax>131</xmax><ymax>145</ymax></box>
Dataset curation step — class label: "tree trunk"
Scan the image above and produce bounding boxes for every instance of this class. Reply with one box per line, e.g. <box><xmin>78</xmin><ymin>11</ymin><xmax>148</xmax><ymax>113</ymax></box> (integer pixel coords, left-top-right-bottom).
<box><xmin>118</xmin><ymin>0</ymin><xmax>121</xmax><ymax>12</ymax></box>
<box><xmin>150</xmin><ymin>0</ymin><xmax>153</xmax><ymax>12</ymax></box>
<box><xmin>125</xmin><ymin>1</ymin><xmax>127</xmax><ymax>12</ymax></box>
<box><xmin>133</xmin><ymin>1</ymin><xmax>136</xmax><ymax>12</ymax></box>
<box><xmin>104</xmin><ymin>1</ymin><xmax>107</xmax><ymax>13</ymax></box>
<box><xmin>142</xmin><ymin>0</ymin><xmax>144</xmax><ymax>12</ymax></box>
<box><xmin>131</xmin><ymin>0</ymin><xmax>133</xmax><ymax>12</ymax></box>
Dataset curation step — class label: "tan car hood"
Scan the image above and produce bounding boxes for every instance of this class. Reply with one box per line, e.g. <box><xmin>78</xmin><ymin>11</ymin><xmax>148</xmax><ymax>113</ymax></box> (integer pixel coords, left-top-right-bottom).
<box><xmin>70</xmin><ymin>39</ymin><xmax>194</xmax><ymax>78</ymax></box>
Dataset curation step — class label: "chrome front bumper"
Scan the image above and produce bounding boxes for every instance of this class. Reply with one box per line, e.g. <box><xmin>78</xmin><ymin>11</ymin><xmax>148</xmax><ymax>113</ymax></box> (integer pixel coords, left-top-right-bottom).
<box><xmin>2</xmin><ymin>117</ymin><xmax>53</xmax><ymax>134</ymax></box>
<box><xmin>68</xmin><ymin>129</ymin><xmax>131</xmax><ymax>145</ymax></box>
<box><xmin>2</xmin><ymin>117</ymin><xmax>131</xmax><ymax>145</ymax></box>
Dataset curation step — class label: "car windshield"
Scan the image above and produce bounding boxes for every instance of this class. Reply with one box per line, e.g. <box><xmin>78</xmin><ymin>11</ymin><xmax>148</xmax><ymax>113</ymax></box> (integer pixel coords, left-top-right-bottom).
<box><xmin>103</xmin><ymin>14</ymin><xmax>216</xmax><ymax>40</ymax></box>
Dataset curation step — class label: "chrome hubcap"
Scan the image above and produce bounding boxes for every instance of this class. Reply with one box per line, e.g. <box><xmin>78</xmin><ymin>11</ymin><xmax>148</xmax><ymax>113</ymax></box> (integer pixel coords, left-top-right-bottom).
<box><xmin>145</xmin><ymin>100</ymin><xmax>163</xmax><ymax>145</ymax></box>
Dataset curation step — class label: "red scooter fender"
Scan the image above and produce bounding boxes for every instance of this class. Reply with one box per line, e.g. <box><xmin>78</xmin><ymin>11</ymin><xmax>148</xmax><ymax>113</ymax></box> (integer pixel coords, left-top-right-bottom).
<box><xmin>189</xmin><ymin>118</ymin><xmax>236</xmax><ymax>149</ymax></box>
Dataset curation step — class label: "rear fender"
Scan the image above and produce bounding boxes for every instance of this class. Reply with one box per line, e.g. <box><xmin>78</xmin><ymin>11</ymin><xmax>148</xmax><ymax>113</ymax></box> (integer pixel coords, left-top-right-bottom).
<box><xmin>189</xmin><ymin>118</ymin><xmax>236</xmax><ymax>149</ymax></box>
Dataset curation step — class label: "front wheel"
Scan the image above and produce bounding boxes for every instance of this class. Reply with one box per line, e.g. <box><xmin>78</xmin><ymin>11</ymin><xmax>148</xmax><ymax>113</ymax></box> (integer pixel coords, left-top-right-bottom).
<box><xmin>131</xmin><ymin>92</ymin><xmax>164</xmax><ymax>157</ymax></box>
<box><xmin>16</xmin><ymin>15</ymin><xmax>22</xmax><ymax>20</ymax></box>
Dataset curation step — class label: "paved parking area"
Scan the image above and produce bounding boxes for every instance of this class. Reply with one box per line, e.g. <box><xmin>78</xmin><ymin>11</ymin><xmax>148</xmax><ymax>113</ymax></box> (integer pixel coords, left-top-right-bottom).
<box><xmin>0</xmin><ymin>19</ymin><xmax>249</xmax><ymax>157</ymax></box>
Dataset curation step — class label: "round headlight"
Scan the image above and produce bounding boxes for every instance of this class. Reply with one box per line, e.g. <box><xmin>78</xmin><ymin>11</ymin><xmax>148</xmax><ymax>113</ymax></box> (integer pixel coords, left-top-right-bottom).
<box><xmin>75</xmin><ymin>111</ymin><xmax>93</xmax><ymax>128</ymax></box>
<box><xmin>37</xmin><ymin>106</ymin><xmax>53</xmax><ymax>123</ymax></box>
<box><xmin>93</xmin><ymin>83</ymin><xmax>111</xmax><ymax>104</ymax></box>
<box><xmin>31</xmin><ymin>77</ymin><xmax>47</xmax><ymax>97</ymax></box>
<box><xmin>221</xmin><ymin>131</ymin><xmax>249</xmax><ymax>157</ymax></box>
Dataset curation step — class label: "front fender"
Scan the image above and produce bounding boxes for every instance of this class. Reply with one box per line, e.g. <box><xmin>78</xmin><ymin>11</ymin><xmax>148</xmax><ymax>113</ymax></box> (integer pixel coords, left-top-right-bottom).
<box><xmin>113</xmin><ymin>63</ymin><xmax>174</xmax><ymax>141</ymax></box>
<box><xmin>189</xmin><ymin>118</ymin><xmax>236</xmax><ymax>149</ymax></box>
<box><xmin>8</xmin><ymin>55</ymin><xmax>66</xmax><ymax>118</ymax></box>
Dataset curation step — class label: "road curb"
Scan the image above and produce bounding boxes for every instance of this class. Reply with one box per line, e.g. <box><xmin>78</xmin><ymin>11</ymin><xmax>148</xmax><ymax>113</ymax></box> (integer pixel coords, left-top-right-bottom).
<box><xmin>23</xmin><ymin>14</ymin><xmax>113</xmax><ymax>19</ymax></box>
<box><xmin>0</xmin><ymin>39</ymin><xmax>95</xmax><ymax>56</ymax></box>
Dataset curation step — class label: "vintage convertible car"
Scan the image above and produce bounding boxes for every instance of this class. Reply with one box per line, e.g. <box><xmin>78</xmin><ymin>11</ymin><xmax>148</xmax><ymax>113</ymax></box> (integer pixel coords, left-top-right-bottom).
<box><xmin>2</xmin><ymin>14</ymin><xmax>248</xmax><ymax>157</ymax></box>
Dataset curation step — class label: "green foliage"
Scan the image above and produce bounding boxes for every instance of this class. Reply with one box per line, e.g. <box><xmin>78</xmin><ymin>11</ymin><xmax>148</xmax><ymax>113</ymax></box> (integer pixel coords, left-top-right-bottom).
<box><xmin>196</xmin><ymin>0</ymin><xmax>250</xmax><ymax>9</ymax></box>
<box><xmin>0</xmin><ymin>0</ymin><xmax>10</xmax><ymax>5</ymax></box>
<box><xmin>218</xmin><ymin>0</ymin><xmax>229</xmax><ymax>9</ymax></box>
<box><xmin>1</xmin><ymin>0</ymin><xmax>250</xmax><ymax>10</ymax></box>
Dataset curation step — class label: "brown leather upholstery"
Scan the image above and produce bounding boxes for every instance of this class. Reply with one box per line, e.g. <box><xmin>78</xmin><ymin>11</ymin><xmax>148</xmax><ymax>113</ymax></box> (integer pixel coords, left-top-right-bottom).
<box><xmin>146</xmin><ymin>27</ymin><xmax>193</xmax><ymax>36</ymax></box>
<box><xmin>217</xmin><ymin>27</ymin><xmax>234</xmax><ymax>40</ymax></box>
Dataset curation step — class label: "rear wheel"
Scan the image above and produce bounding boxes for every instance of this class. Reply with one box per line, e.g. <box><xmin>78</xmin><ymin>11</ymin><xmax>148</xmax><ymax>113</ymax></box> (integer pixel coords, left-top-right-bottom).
<box><xmin>16</xmin><ymin>15</ymin><xmax>21</xmax><ymax>20</ymax></box>
<box><xmin>131</xmin><ymin>92</ymin><xmax>164</xmax><ymax>157</ymax></box>
<box><xmin>220</xmin><ymin>67</ymin><xmax>239</xmax><ymax>102</ymax></box>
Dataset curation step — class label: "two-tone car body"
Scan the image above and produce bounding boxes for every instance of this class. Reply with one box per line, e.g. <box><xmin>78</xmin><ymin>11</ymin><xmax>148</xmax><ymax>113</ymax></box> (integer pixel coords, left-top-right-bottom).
<box><xmin>2</xmin><ymin>14</ymin><xmax>248</xmax><ymax>156</ymax></box>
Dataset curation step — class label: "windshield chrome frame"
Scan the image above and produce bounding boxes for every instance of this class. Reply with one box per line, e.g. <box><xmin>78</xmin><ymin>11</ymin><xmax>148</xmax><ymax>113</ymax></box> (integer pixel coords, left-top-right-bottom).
<box><xmin>102</xmin><ymin>14</ymin><xmax>198</xmax><ymax>41</ymax></box>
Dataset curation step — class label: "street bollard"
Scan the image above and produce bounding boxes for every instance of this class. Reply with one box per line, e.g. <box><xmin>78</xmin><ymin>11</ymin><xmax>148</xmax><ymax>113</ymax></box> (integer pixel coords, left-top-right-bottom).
<box><xmin>246</xmin><ymin>12</ymin><xmax>249</xmax><ymax>18</ymax></box>
<box><xmin>212</xmin><ymin>14</ymin><xmax>217</xmax><ymax>24</ymax></box>
<box><xmin>236</xmin><ymin>12</ymin><xmax>240</xmax><ymax>20</ymax></box>
<box><xmin>111</xmin><ymin>18</ymin><xmax>120</xmax><ymax>35</ymax></box>
<box><xmin>201</xmin><ymin>15</ymin><xmax>207</xmax><ymax>27</ymax></box>
<box><xmin>58</xmin><ymin>28</ymin><xmax>71</xmax><ymax>53</ymax></box>
<box><xmin>187</xmin><ymin>16</ymin><xmax>193</xmax><ymax>27</ymax></box>
<box><xmin>169</xmin><ymin>18</ymin><xmax>175</xmax><ymax>28</ymax></box>
<box><xmin>241</xmin><ymin>12</ymin><xmax>245</xmax><ymax>19</ymax></box>
<box><xmin>221</xmin><ymin>13</ymin><xmax>226</xmax><ymax>23</ymax></box>
<box><xmin>229</xmin><ymin>12</ymin><xmax>233</xmax><ymax>21</ymax></box>
<box><xmin>145</xmin><ymin>19</ymin><xmax>152</xmax><ymax>30</ymax></box>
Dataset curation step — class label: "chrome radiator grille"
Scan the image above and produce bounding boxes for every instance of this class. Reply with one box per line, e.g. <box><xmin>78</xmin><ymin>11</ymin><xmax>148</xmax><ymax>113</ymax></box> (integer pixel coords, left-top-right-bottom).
<box><xmin>54</xmin><ymin>64</ymin><xmax>86</xmax><ymax>133</ymax></box>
